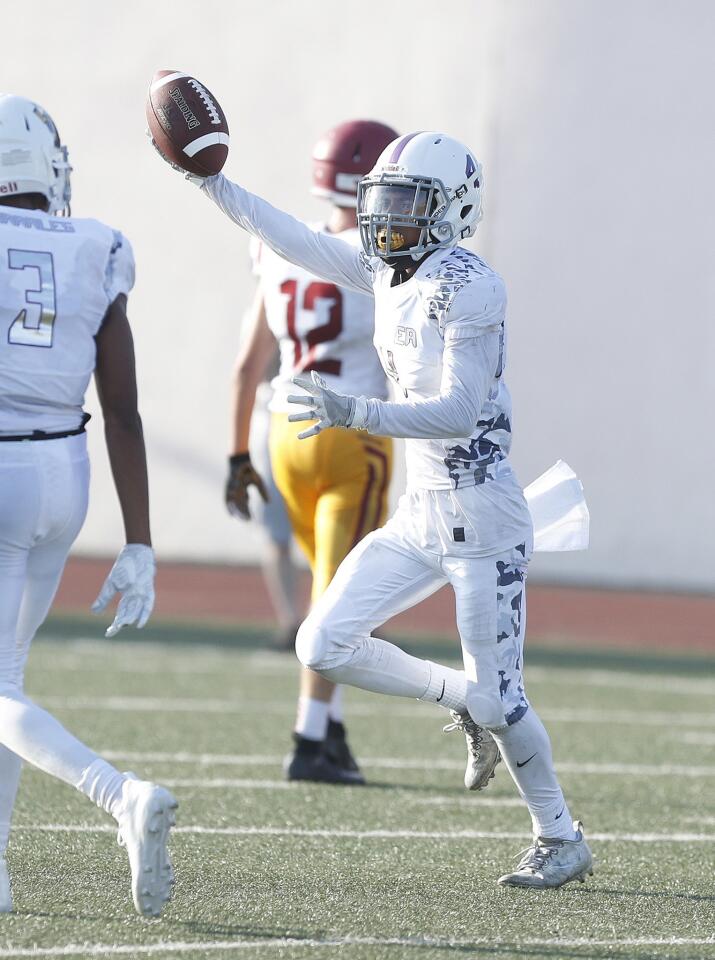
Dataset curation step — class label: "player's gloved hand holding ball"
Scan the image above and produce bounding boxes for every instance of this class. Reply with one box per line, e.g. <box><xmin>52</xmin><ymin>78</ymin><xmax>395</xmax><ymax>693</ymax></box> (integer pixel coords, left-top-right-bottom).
<box><xmin>146</xmin><ymin>70</ymin><xmax>229</xmax><ymax>179</ymax></box>
<box><xmin>92</xmin><ymin>544</ymin><xmax>156</xmax><ymax>638</ymax></box>
<box><xmin>225</xmin><ymin>454</ymin><xmax>269</xmax><ymax>520</ymax></box>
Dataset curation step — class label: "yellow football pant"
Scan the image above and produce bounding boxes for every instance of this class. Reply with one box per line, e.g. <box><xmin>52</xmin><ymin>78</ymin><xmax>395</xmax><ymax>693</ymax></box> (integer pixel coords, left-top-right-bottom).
<box><xmin>270</xmin><ymin>415</ymin><xmax>392</xmax><ymax>602</ymax></box>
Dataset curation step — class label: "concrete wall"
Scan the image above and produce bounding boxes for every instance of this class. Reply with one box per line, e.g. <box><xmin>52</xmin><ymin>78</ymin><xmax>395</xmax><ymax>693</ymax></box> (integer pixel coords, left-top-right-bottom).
<box><xmin>6</xmin><ymin>0</ymin><xmax>714</xmax><ymax>589</ymax></box>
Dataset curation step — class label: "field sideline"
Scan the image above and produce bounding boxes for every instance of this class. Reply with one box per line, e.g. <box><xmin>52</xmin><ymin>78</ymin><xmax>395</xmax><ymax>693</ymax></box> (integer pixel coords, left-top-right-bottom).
<box><xmin>1</xmin><ymin>612</ymin><xmax>714</xmax><ymax>960</ymax></box>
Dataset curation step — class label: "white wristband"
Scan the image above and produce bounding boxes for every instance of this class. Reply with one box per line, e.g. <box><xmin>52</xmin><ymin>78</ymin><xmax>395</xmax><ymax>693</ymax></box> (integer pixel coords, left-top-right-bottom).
<box><xmin>350</xmin><ymin>396</ymin><xmax>369</xmax><ymax>430</ymax></box>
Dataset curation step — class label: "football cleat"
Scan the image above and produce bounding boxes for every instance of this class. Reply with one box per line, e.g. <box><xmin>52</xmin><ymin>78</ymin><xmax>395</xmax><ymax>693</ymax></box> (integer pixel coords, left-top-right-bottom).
<box><xmin>324</xmin><ymin>720</ymin><xmax>365</xmax><ymax>782</ymax></box>
<box><xmin>115</xmin><ymin>777</ymin><xmax>178</xmax><ymax>917</ymax></box>
<box><xmin>0</xmin><ymin>858</ymin><xmax>11</xmax><ymax>913</ymax></box>
<box><xmin>284</xmin><ymin>735</ymin><xmax>365</xmax><ymax>785</ymax></box>
<box><xmin>497</xmin><ymin>820</ymin><xmax>594</xmax><ymax>889</ymax></box>
<box><xmin>443</xmin><ymin>710</ymin><xmax>501</xmax><ymax>790</ymax></box>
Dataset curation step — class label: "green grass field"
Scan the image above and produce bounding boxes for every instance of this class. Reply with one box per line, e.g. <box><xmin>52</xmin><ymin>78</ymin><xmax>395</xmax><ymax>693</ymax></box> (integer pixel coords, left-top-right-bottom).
<box><xmin>2</xmin><ymin>621</ymin><xmax>715</xmax><ymax>960</ymax></box>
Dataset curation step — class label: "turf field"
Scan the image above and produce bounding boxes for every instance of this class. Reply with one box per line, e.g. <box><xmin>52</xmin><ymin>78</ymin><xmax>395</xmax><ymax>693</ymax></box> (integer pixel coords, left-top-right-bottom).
<box><xmin>2</xmin><ymin>621</ymin><xmax>715</xmax><ymax>960</ymax></box>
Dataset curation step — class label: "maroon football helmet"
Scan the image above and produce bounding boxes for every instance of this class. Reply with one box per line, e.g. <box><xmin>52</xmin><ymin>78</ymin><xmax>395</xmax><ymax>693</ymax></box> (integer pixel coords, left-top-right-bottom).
<box><xmin>311</xmin><ymin>119</ymin><xmax>398</xmax><ymax>208</ymax></box>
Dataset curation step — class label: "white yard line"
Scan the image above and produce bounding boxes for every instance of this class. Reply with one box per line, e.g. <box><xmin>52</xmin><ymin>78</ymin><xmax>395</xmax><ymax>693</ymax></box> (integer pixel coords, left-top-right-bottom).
<box><xmin>2</xmin><ymin>935</ymin><xmax>715</xmax><ymax>958</ymax></box>
<box><xmin>101</xmin><ymin>750</ymin><xmax>281</xmax><ymax>766</ymax></box>
<box><xmin>681</xmin><ymin>732</ymin><xmax>715</xmax><ymax>745</ymax></box>
<box><xmin>100</xmin><ymin>749</ymin><xmax>715</xmax><ymax>778</ymax></box>
<box><xmin>160</xmin><ymin>778</ymin><xmax>291</xmax><ymax>790</ymax></box>
<box><xmin>409</xmin><ymin>796</ymin><xmax>525</xmax><ymax>808</ymax></box>
<box><xmin>38</xmin><ymin>695</ymin><xmax>715</xmax><ymax>729</ymax></box>
<box><xmin>529</xmin><ymin>666</ymin><xmax>715</xmax><ymax>697</ymax></box>
<box><xmin>14</xmin><ymin>823</ymin><xmax>715</xmax><ymax>843</ymax></box>
<box><xmin>34</xmin><ymin>640</ymin><xmax>715</xmax><ymax>695</ymax></box>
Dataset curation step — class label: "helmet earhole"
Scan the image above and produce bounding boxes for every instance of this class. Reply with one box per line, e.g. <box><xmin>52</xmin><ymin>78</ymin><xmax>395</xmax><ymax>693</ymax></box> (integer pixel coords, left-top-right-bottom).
<box><xmin>460</xmin><ymin>205</ymin><xmax>473</xmax><ymax>220</ymax></box>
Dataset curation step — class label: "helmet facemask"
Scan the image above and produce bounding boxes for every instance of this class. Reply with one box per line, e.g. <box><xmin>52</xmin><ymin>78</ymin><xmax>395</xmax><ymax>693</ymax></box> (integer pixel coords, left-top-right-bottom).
<box><xmin>358</xmin><ymin>174</ymin><xmax>455</xmax><ymax>262</ymax></box>
<box><xmin>47</xmin><ymin>142</ymin><xmax>72</xmax><ymax>215</ymax></box>
<box><xmin>32</xmin><ymin>105</ymin><xmax>72</xmax><ymax>215</ymax></box>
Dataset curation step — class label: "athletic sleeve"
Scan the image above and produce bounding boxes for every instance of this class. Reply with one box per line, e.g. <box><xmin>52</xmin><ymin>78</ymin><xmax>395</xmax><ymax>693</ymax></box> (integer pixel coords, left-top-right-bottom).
<box><xmin>360</xmin><ymin>334</ymin><xmax>500</xmax><ymax>438</ymax></box>
<box><xmin>357</xmin><ymin>277</ymin><xmax>505</xmax><ymax>439</ymax></box>
<box><xmin>103</xmin><ymin>230</ymin><xmax>136</xmax><ymax>304</ymax></box>
<box><xmin>201</xmin><ymin>173</ymin><xmax>375</xmax><ymax>296</ymax></box>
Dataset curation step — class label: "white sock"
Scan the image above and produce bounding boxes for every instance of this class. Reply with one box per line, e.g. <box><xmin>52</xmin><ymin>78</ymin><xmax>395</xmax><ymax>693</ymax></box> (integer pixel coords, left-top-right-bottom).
<box><xmin>0</xmin><ymin>747</ymin><xmax>22</xmax><ymax>858</ymax></box>
<box><xmin>76</xmin><ymin>758</ymin><xmax>127</xmax><ymax>820</ymax></box>
<box><xmin>489</xmin><ymin>707</ymin><xmax>576</xmax><ymax>840</ymax></box>
<box><xmin>328</xmin><ymin>686</ymin><xmax>344</xmax><ymax>723</ymax></box>
<box><xmin>294</xmin><ymin>697</ymin><xmax>330</xmax><ymax>741</ymax></box>
<box><xmin>419</xmin><ymin>660</ymin><xmax>468</xmax><ymax>712</ymax></box>
<box><xmin>320</xmin><ymin>635</ymin><xmax>467</xmax><ymax>712</ymax></box>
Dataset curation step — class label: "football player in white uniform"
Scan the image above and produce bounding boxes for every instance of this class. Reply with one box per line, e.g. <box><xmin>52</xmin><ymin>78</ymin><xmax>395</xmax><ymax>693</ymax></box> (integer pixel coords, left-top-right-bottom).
<box><xmin>0</xmin><ymin>95</ymin><xmax>176</xmax><ymax>916</ymax></box>
<box><xmin>161</xmin><ymin>130</ymin><xmax>593</xmax><ymax>888</ymax></box>
<box><xmin>225</xmin><ymin>121</ymin><xmax>396</xmax><ymax>783</ymax></box>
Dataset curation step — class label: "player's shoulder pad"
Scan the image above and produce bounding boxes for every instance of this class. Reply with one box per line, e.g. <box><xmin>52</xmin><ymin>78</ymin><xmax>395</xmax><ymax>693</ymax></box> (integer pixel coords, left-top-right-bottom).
<box><xmin>421</xmin><ymin>247</ymin><xmax>505</xmax><ymax>340</ymax></box>
<box><xmin>75</xmin><ymin>218</ymin><xmax>136</xmax><ymax>303</ymax></box>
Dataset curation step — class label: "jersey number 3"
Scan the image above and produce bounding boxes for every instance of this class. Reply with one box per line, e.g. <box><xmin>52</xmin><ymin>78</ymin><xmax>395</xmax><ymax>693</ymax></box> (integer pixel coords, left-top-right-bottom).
<box><xmin>280</xmin><ymin>279</ymin><xmax>342</xmax><ymax>376</ymax></box>
<box><xmin>7</xmin><ymin>249</ymin><xmax>57</xmax><ymax>348</ymax></box>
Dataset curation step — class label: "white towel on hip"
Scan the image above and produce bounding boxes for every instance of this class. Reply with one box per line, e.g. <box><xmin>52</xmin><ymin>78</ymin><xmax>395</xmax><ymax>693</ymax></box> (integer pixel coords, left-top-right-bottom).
<box><xmin>524</xmin><ymin>460</ymin><xmax>590</xmax><ymax>552</ymax></box>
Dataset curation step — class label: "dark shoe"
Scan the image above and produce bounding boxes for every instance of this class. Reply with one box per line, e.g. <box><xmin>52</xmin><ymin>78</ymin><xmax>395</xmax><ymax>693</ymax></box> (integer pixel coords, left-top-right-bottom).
<box><xmin>324</xmin><ymin>720</ymin><xmax>364</xmax><ymax>780</ymax></box>
<box><xmin>284</xmin><ymin>734</ymin><xmax>364</xmax><ymax>785</ymax></box>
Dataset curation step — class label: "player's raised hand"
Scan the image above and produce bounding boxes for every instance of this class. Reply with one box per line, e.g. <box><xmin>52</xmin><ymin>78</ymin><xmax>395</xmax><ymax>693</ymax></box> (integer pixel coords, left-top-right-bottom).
<box><xmin>225</xmin><ymin>453</ymin><xmax>269</xmax><ymax>520</ymax></box>
<box><xmin>146</xmin><ymin>70</ymin><xmax>229</xmax><ymax>179</ymax></box>
<box><xmin>92</xmin><ymin>544</ymin><xmax>156</xmax><ymax>638</ymax></box>
<box><xmin>287</xmin><ymin>372</ymin><xmax>358</xmax><ymax>439</ymax></box>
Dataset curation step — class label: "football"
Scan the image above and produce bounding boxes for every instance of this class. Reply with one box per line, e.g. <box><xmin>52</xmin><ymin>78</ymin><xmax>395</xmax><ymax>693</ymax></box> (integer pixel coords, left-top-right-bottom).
<box><xmin>146</xmin><ymin>70</ymin><xmax>229</xmax><ymax>177</ymax></box>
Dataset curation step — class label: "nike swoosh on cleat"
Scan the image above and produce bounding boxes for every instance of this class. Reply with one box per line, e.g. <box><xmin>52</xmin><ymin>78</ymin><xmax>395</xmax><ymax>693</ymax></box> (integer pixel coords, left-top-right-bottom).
<box><xmin>435</xmin><ymin>680</ymin><xmax>446</xmax><ymax>703</ymax></box>
<box><xmin>516</xmin><ymin>753</ymin><xmax>537</xmax><ymax>768</ymax></box>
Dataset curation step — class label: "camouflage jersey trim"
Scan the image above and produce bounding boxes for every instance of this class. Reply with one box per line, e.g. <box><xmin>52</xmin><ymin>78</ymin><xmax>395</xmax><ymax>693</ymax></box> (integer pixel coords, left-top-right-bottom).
<box><xmin>443</xmin><ymin>412</ymin><xmax>511</xmax><ymax>489</ymax></box>
<box><xmin>423</xmin><ymin>246</ymin><xmax>490</xmax><ymax>333</ymax></box>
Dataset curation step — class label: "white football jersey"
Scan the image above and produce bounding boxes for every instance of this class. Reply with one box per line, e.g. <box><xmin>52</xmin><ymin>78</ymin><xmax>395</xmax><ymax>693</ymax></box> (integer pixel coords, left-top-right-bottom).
<box><xmin>369</xmin><ymin>246</ymin><xmax>513</xmax><ymax>489</ymax></box>
<box><xmin>0</xmin><ymin>207</ymin><xmax>134</xmax><ymax>434</ymax></box>
<box><xmin>251</xmin><ymin>227</ymin><xmax>387</xmax><ymax>413</ymax></box>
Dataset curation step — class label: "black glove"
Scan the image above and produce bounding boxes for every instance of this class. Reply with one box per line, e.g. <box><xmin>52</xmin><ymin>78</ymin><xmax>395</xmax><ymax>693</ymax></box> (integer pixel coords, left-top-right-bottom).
<box><xmin>225</xmin><ymin>453</ymin><xmax>269</xmax><ymax>520</ymax></box>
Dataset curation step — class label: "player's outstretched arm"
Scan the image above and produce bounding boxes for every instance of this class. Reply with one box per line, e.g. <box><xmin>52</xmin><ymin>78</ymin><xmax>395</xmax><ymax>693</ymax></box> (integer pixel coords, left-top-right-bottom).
<box><xmin>200</xmin><ymin>173</ymin><xmax>374</xmax><ymax>297</ymax></box>
<box><xmin>147</xmin><ymin>71</ymin><xmax>372</xmax><ymax>295</ymax></box>
<box><xmin>287</xmin><ymin>280</ymin><xmax>506</xmax><ymax>441</ymax></box>
<box><xmin>287</xmin><ymin>333</ymin><xmax>499</xmax><ymax>440</ymax></box>
<box><xmin>226</xmin><ymin>288</ymin><xmax>274</xmax><ymax>519</ymax></box>
<box><xmin>355</xmin><ymin>331</ymin><xmax>500</xmax><ymax>439</ymax></box>
<box><xmin>91</xmin><ymin>294</ymin><xmax>155</xmax><ymax>637</ymax></box>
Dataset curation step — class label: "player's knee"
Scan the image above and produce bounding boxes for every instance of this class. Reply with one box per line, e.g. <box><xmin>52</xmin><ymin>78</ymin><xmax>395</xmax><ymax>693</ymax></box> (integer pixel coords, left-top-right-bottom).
<box><xmin>465</xmin><ymin>687</ymin><xmax>507</xmax><ymax>731</ymax></box>
<box><xmin>295</xmin><ymin>616</ymin><xmax>330</xmax><ymax>672</ymax></box>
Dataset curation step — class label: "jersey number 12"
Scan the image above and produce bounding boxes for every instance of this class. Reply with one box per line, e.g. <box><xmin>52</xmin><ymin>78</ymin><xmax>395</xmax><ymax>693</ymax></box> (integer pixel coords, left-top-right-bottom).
<box><xmin>280</xmin><ymin>279</ymin><xmax>343</xmax><ymax>376</ymax></box>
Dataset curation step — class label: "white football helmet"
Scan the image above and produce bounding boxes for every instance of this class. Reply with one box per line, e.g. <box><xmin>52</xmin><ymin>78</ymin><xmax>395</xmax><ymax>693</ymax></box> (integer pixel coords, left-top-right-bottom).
<box><xmin>357</xmin><ymin>132</ymin><xmax>483</xmax><ymax>261</ymax></box>
<box><xmin>0</xmin><ymin>94</ymin><xmax>72</xmax><ymax>215</ymax></box>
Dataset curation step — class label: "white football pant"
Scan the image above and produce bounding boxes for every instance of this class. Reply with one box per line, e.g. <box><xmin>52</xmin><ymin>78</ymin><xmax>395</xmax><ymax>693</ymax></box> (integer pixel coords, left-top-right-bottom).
<box><xmin>0</xmin><ymin>435</ymin><xmax>117</xmax><ymax>856</ymax></box>
<box><xmin>296</xmin><ymin>489</ymin><xmax>574</xmax><ymax>839</ymax></box>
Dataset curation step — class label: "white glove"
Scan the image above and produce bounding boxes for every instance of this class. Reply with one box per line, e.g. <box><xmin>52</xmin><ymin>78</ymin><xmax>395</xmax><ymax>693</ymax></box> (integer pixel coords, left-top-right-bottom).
<box><xmin>287</xmin><ymin>371</ymin><xmax>367</xmax><ymax>439</ymax></box>
<box><xmin>146</xmin><ymin>129</ymin><xmax>206</xmax><ymax>186</ymax></box>
<box><xmin>91</xmin><ymin>544</ymin><xmax>156</xmax><ymax>638</ymax></box>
